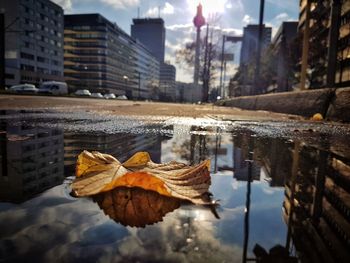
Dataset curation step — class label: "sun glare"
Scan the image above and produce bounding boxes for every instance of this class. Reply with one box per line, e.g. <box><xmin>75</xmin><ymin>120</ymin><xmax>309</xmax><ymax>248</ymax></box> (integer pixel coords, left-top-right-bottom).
<box><xmin>187</xmin><ymin>0</ymin><xmax>229</xmax><ymax>17</ymax></box>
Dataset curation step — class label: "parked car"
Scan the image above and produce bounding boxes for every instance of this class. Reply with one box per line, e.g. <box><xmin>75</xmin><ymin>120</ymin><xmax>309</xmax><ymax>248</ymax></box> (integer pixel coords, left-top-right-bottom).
<box><xmin>104</xmin><ymin>93</ymin><xmax>116</xmax><ymax>99</ymax></box>
<box><xmin>91</xmin><ymin>92</ymin><xmax>104</xmax><ymax>98</ymax></box>
<box><xmin>38</xmin><ymin>81</ymin><xmax>68</xmax><ymax>95</ymax></box>
<box><xmin>116</xmin><ymin>95</ymin><xmax>128</xmax><ymax>100</ymax></box>
<box><xmin>74</xmin><ymin>89</ymin><xmax>91</xmax><ymax>96</ymax></box>
<box><xmin>9</xmin><ymin>84</ymin><xmax>38</xmax><ymax>94</ymax></box>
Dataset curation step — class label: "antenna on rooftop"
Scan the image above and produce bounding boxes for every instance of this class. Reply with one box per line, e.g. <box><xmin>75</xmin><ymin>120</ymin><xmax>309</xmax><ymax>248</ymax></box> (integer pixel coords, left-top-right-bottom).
<box><xmin>137</xmin><ymin>7</ymin><xmax>140</xmax><ymax>18</ymax></box>
<box><xmin>158</xmin><ymin>6</ymin><xmax>160</xmax><ymax>17</ymax></box>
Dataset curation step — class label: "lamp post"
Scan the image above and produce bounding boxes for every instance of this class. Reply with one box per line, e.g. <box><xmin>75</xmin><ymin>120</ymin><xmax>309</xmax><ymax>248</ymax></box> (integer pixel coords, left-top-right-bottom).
<box><xmin>193</xmin><ymin>3</ymin><xmax>205</xmax><ymax>85</ymax></box>
<box><xmin>137</xmin><ymin>71</ymin><xmax>141</xmax><ymax>100</ymax></box>
<box><xmin>123</xmin><ymin>75</ymin><xmax>129</xmax><ymax>97</ymax></box>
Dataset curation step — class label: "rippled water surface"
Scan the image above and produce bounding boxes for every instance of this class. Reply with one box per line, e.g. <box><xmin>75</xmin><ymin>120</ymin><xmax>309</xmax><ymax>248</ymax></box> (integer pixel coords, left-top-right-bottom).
<box><xmin>0</xmin><ymin>110</ymin><xmax>349</xmax><ymax>262</ymax></box>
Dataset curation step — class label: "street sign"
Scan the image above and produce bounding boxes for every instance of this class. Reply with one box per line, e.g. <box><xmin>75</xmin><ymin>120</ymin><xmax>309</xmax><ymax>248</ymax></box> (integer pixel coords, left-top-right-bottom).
<box><xmin>225</xmin><ymin>36</ymin><xmax>243</xmax><ymax>42</ymax></box>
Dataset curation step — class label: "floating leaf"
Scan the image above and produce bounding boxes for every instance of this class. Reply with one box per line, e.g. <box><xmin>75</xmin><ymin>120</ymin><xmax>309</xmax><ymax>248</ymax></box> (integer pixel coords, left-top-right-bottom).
<box><xmin>72</xmin><ymin>151</ymin><xmax>212</xmax><ymax>204</ymax></box>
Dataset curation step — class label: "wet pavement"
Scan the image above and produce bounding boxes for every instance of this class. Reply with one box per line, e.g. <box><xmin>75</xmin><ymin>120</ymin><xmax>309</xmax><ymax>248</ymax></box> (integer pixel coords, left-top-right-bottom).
<box><xmin>0</xmin><ymin>109</ymin><xmax>350</xmax><ymax>263</ymax></box>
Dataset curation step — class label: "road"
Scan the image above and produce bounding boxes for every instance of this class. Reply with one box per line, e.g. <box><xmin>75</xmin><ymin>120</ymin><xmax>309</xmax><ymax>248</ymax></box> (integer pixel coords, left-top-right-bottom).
<box><xmin>0</xmin><ymin>94</ymin><xmax>301</xmax><ymax>121</ymax></box>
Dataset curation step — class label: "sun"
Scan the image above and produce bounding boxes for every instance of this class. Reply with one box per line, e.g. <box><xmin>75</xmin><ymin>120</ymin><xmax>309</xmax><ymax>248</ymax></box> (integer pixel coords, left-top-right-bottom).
<box><xmin>187</xmin><ymin>0</ymin><xmax>229</xmax><ymax>17</ymax></box>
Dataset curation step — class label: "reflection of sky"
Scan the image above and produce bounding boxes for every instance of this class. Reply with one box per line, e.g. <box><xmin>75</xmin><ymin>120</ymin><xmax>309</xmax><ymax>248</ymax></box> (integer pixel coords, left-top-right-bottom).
<box><xmin>0</xmin><ymin>173</ymin><xmax>286</xmax><ymax>262</ymax></box>
<box><xmin>0</xmin><ymin>124</ymin><xmax>287</xmax><ymax>262</ymax></box>
<box><xmin>211</xmin><ymin>175</ymin><xmax>287</xmax><ymax>255</ymax></box>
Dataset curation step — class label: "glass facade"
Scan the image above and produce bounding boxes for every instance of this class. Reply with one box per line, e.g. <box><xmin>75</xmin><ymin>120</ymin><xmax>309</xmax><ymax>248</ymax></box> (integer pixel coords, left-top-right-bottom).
<box><xmin>64</xmin><ymin>14</ymin><xmax>159</xmax><ymax>98</ymax></box>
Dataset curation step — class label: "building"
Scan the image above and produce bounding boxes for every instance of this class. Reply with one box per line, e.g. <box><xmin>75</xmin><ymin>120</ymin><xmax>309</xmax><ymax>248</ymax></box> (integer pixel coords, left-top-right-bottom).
<box><xmin>0</xmin><ymin>119</ymin><xmax>64</xmax><ymax>203</ymax></box>
<box><xmin>64</xmin><ymin>14</ymin><xmax>159</xmax><ymax>98</ymax></box>
<box><xmin>272</xmin><ymin>21</ymin><xmax>298</xmax><ymax>92</ymax></box>
<box><xmin>131</xmin><ymin>17</ymin><xmax>177</xmax><ymax>101</ymax></box>
<box><xmin>134</xmin><ymin>40</ymin><xmax>160</xmax><ymax>100</ymax></box>
<box><xmin>0</xmin><ymin>0</ymin><xmax>64</xmax><ymax>87</ymax></box>
<box><xmin>160</xmin><ymin>62</ymin><xmax>176</xmax><ymax>101</ymax></box>
<box><xmin>239</xmin><ymin>24</ymin><xmax>272</xmax><ymax>66</ymax></box>
<box><xmin>298</xmin><ymin>0</ymin><xmax>350</xmax><ymax>89</ymax></box>
<box><xmin>176</xmin><ymin>82</ymin><xmax>201</xmax><ymax>103</ymax></box>
<box><xmin>131</xmin><ymin>18</ymin><xmax>165</xmax><ymax>62</ymax></box>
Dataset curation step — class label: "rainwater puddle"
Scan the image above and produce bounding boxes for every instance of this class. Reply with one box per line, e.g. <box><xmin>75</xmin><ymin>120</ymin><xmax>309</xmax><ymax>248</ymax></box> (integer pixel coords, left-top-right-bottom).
<box><xmin>0</xmin><ymin>110</ymin><xmax>349</xmax><ymax>262</ymax></box>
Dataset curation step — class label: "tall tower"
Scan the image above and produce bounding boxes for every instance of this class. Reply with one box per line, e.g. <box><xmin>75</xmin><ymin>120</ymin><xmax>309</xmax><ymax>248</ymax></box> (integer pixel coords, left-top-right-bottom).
<box><xmin>193</xmin><ymin>3</ymin><xmax>205</xmax><ymax>85</ymax></box>
<box><xmin>131</xmin><ymin>18</ymin><xmax>165</xmax><ymax>62</ymax></box>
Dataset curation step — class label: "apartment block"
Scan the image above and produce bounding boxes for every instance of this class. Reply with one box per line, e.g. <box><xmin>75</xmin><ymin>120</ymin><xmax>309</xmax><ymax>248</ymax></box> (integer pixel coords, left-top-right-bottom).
<box><xmin>0</xmin><ymin>0</ymin><xmax>64</xmax><ymax>87</ymax></box>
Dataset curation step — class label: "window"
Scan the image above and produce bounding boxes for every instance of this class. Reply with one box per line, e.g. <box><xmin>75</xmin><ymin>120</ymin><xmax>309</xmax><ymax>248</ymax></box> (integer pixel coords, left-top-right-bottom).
<box><xmin>20</xmin><ymin>52</ymin><xmax>34</xmax><ymax>60</ymax></box>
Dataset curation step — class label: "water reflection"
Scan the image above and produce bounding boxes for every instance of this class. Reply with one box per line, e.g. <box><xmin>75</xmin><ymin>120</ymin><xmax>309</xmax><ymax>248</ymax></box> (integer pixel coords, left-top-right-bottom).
<box><xmin>0</xmin><ymin>122</ymin><xmax>64</xmax><ymax>203</ymax></box>
<box><xmin>0</xmin><ymin>111</ymin><xmax>349</xmax><ymax>262</ymax></box>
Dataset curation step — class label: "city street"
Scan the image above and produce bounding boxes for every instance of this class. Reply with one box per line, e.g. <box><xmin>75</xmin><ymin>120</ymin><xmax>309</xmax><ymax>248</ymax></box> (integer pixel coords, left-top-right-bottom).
<box><xmin>0</xmin><ymin>94</ymin><xmax>302</xmax><ymax>121</ymax></box>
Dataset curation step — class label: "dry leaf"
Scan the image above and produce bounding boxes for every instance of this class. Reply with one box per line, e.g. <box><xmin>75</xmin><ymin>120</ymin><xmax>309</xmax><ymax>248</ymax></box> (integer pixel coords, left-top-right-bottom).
<box><xmin>72</xmin><ymin>150</ymin><xmax>211</xmax><ymax>204</ymax></box>
<box><xmin>93</xmin><ymin>187</ymin><xmax>181</xmax><ymax>227</ymax></box>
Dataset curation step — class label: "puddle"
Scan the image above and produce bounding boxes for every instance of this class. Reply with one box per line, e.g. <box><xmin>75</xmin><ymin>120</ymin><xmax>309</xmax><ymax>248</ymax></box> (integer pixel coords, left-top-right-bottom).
<box><xmin>0</xmin><ymin>110</ymin><xmax>349</xmax><ymax>262</ymax></box>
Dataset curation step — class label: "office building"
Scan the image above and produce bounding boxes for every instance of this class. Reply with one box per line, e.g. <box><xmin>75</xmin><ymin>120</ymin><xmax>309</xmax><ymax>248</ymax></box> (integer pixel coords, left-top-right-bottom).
<box><xmin>0</xmin><ymin>0</ymin><xmax>64</xmax><ymax>87</ymax></box>
<box><xmin>64</xmin><ymin>14</ymin><xmax>160</xmax><ymax>98</ymax></box>
<box><xmin>176</xmin><ymin>82</ymin><xmax>201</xmax><ymax>103</ymax></box>
<box><xmin>159</xmin><ymin>62</ymin><xmax>176</xmax><ymax>101</ymax></box>
<box><xmin>134</xmin><ymin>41</ymin><xmax>160</xmax><ymax>99</ymax></box>
<box><xmin>272</xmin><ymin>22</ymin><xmax>298</xmax><ymax>92</ymax></box>
<box><xmin>131</xmin><ymin>18</ymin><xmax>165</xmax><ymax>62</ymax></box>
<box><xmin>239</xmin><ymin>24</ymin><xmax>272</xmax><ymax>66</ymax></box>
<box><xmin>298</xmin><ymin>0</ymin><xmax>350</xmax><ymax>89</ymax></box>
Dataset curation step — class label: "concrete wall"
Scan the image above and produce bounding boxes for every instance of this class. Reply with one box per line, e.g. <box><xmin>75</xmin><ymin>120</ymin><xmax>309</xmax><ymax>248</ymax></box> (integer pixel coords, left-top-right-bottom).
<box><xmin>216</xmin><ymin>87</ymin><xmax>350</xmax><ymax>122</ymax></box>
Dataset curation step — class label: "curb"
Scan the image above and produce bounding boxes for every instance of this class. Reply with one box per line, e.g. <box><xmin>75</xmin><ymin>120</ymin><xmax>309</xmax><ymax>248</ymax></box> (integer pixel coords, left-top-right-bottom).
<box><xmin>215</xmin><ymin>87</ymin><xmax>350</xmax><ymax>122</ymax></box>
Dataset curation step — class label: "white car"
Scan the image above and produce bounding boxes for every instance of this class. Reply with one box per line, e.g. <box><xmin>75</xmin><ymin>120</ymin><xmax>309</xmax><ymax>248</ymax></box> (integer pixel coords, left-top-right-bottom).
<box><xmin>104</xmin><ymin>93</ymin><xmax>116</xmax><ymax>99</ymax></box>
<box><xmin>9</xmin><ymin>84</ymin><xmax>38</xmax><ymax>93</ymax></box>
<box><xmin>39</xmin><ymin>81</ymin><xmax>68</xmax><ymax>95</ymax></box>
<box><xmin>74</xmin><ymin>89</ymin><xmax>91</xmax><ymax>96</ymax></box>
<box><xmin>91</xmin><ymin>92</ymin><xmax>104</xmax><ymax>98</ymax></box>
<box><xmin>116</xmin><ymin>95</ymin><xmax>128</xmax><ymax>100</ymax></box>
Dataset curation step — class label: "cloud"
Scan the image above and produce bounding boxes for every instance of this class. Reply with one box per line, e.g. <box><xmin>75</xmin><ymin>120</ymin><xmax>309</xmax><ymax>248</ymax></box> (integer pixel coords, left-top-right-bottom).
<box><xmin>145</xmin><ymin>2</ymin><xmax>175</xmax><ymax>17</ymax></box>
<box><xmin>100</xmin><ymin>0</ymin><xmax>140</xmax><ymax>10</ymax></box>
<box><xmin>274</xmin><ymin>12</ymin><xmax>289</xmax><ymax>21</ymax></box>
<box><xmin>166</xmin><ymin>23</ymin><xmax>193</xmax><ymax>31</ymax></box>
<box><xmin>242</xmin><ymin>14</ymin><xmax>254</xmax><ymax>25</ymax></box>
<box><xmin>51</xmin><ymin>0</ymin><xmax>72</xmax><ymax>11</ymax></box>
<box><xmin>222</xmin><ymin>27</ymin><xmax>243</xmax><ymax>36</ymax></box>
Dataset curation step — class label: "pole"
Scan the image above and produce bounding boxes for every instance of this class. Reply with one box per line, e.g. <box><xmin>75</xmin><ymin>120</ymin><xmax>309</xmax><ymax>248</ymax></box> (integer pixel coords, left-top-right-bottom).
<box><xmin>194</xmin><ymin>27</ymin><xmax>201</xmax><ymax>85</ymax></box>
<box><xmin>300</xmin><ymin>1</ymin><xmax>311</xmax><ymax>90</ymax></box>
<box><xmin>138</xmin><ymin>71</ymin><xmax>141</xmax><ymax>100</ymax></box>
<box><xmin>253</xmin><ymin>0</ymin><xmax>265</xmax><ymax>95</ymax></box>
<box><xmin>202</xmin><ymin>23</ymin><xmax>209</xmax><ymax>102</ymax></box>
<box><xmin>326</xmin><ymin>0</ymin><xmax>341</xmax><ymax>88</ymax></box>
<box><xmin>0</xmin><ymin>13</ymin><xmax>5</xmax><ymax>89</ymax></box>
<box><xmin>219</xmin><ymin>35</ymin><xmax>225</xmax><ymax>97</ymax></box>
<box><xmin>223</xmin><ymin>60</ymin><xmax>227</xmax><ymax>98</ymax></box>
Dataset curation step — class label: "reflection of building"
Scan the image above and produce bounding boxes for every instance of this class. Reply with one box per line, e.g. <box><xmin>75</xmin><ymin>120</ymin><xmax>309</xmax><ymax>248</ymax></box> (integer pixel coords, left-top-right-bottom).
<box><xmin>0</xmin><ymin>0</ymin><xmax>64</xmax><ymax>87</ymax></box>
<box><xmin>272</xmin><ymin>22</ymin><xmax>298</xmax><ymax>92</ymax></box>
<box><xmin>254</xmin><ymin>138</ymin><xmax>292</xmax><ymax>187</ymax></box>
<box><xmin>283</xmin><ymin>144</ymin><xmax>350</xmax><ymax>262</ymax></box>
<box><xmin>64</xmin><ymin>132</ymin><xmax>161</xmax><ymax>175</ymax></box>
<box><xmin>298</xmin><ymin>1</ymin><xmax>350</xmax><ymax>88</ymax></box>
<box><xmin>233</xmin><ymin>147</ymin><xmax>260</xmax><ymax>181</ymax></box>
<box><xmin>64</xmin><ymin>14</ymin><xmax>160</xmax><ymax>98</ymax></box>
<box><xmin>0</xmin><ymin>123</ymin><xmax>64</xmax><ymax>202</ymax></box>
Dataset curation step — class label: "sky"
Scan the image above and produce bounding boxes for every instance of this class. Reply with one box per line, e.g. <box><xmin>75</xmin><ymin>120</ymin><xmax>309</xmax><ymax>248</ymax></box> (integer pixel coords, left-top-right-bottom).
<box><xmin>52</xmin><ymin>0</ymin><xmax>300</xmax><ymax>83</ymax></box>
